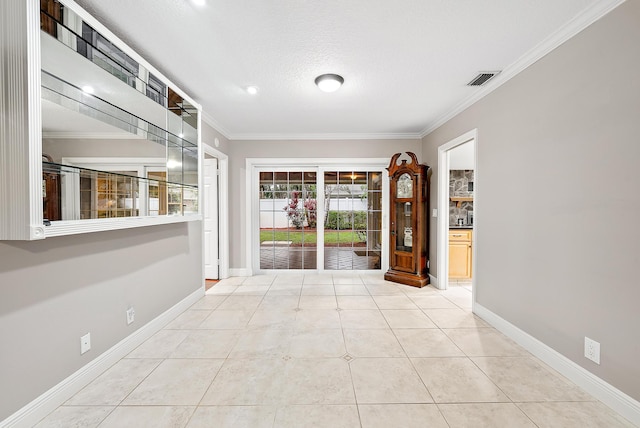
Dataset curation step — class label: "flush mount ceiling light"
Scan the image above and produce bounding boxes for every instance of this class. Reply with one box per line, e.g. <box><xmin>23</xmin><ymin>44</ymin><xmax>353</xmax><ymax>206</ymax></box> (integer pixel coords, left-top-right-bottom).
<box><xmin>315</xmin><ymin>74</ymin><xmax>344</xmax><ymax>93</ymax></box>
<box><xmin>246</xmin><ymin>86</ymin><xmax>259</xmax><ymax>95</ymax></box>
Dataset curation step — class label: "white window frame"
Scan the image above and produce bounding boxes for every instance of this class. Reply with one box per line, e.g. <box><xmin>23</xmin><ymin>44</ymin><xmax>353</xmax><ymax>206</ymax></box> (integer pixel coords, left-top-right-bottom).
<box><xmin>246</xmin><ymin>157</ymin><xmax>390</xmax><ymax>275</ymax></box>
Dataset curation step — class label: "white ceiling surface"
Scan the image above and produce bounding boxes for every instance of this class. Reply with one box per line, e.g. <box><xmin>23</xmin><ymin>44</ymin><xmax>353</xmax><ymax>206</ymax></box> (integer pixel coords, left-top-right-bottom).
<box><xmin>75</xmin><ymin>0</ymin><xmax>602</xmax><ymax>140</ymax></box>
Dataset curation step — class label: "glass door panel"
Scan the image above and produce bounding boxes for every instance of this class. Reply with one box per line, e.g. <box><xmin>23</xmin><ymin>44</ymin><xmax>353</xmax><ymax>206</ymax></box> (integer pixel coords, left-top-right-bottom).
<box><xmin>259</xmin><ymin>170</ymin><xmax>317</xmax><ymax>270</ymax></box>
<box><xmin>324</xmin><ymin>171</ymin><xmax>382</xmax><ymax>270</ymax></box>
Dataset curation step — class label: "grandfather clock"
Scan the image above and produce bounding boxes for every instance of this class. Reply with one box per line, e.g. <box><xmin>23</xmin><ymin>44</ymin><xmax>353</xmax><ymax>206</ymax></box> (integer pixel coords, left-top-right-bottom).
<box><xmin>384</xmin><ymin>152</ymin><xmax>430</xmax><ymax>287</ymax></box>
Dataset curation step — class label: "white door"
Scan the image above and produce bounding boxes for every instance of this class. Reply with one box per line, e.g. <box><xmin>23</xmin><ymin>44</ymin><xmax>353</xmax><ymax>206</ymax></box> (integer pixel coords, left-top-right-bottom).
<box><xmin>204</xmin><ymin>158</ymin><xmax>219</xmax><ymax>279</ymax></box>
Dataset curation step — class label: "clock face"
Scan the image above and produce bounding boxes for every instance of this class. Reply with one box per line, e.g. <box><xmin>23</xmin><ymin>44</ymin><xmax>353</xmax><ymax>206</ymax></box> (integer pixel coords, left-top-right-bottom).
<box><xmin>396</xmin><ymin>173</ymin><xmax>412</xmax><ymax>198</ymax></box>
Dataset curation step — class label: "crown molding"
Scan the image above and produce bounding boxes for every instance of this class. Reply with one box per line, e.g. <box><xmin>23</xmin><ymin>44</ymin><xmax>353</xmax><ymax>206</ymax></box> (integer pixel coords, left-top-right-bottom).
<box><xmin>201</xmin><ymin>111</ymin><xmax>231</xmax><ymax>140</ymax></box>
<box><xmin>227</xmin><ymin>132</ymin><xmax>422</xmax><ymax>141</ymax></box>
<box><xmin>419</xmin><ymin>0</ymin><xmax>626</xmax><ymax>138</ymax></box>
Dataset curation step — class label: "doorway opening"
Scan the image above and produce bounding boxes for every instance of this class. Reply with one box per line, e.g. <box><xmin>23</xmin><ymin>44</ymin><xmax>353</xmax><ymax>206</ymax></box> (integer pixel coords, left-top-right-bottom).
<box><xmin>437</xmin><ymin>130</ymin><xmax>477</xmax><ymax>297</ymax></box>
<box><xmin>203</xmin><ymin>143</ymin><xmax>229</xmax><ymax>281</ymax></box>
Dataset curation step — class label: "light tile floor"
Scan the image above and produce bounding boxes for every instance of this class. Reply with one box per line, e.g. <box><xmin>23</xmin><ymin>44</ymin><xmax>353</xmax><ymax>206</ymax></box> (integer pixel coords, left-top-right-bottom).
<box><xmin>36</xmin><ymin>274</ymin><xmax>636</xmax><ymax>428</ymax></box>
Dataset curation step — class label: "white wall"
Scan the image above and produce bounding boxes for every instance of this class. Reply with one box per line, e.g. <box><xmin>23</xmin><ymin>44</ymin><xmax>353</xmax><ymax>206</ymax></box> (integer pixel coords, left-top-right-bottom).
<box><xmin>422</xmin><ymin>1</ymin><xmax>639</xmax><ymax>401</ymax></box>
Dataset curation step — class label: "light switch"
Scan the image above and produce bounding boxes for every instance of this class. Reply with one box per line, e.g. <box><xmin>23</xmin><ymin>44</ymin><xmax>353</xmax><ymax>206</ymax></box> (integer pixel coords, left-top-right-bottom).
<box><xmin>432</xmin><ymin>209</ymin><xmax>437</xmax><ymax>217</ymax></box>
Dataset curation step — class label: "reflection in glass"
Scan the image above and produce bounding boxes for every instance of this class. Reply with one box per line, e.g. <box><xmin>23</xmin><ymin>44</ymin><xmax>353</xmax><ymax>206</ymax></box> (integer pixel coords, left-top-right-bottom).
<box><xmin>42</xmin><ymin>162</ymin><xmax>197</xmax><ymax>221</ymax></box>
<box><xmin>39</xmin><ymin>0</ymin><xmax>200</xmax><ymax>224</ymax></box>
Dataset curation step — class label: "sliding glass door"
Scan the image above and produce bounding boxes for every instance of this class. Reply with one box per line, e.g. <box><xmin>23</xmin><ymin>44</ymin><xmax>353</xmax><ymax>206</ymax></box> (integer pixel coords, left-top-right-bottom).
<box><xmin>254</xmin><ymin>162</ymin><xmax>387</xmax><ymax>272</ymax></box>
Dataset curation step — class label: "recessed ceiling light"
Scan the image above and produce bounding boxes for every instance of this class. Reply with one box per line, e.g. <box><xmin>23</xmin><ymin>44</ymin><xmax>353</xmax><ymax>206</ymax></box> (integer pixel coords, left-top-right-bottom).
<box><xmin>192</xmin><ymin>0</ymin><xmax>206</xmax><ymax>6</ymax></box>
<box><xmin>178</xmin><ymin>133</ymin><xmax>184</xmax><ymax>138</ymax></box>
<box><xmin>314</xmin><ymin>74</ymin><xmax>344</xmax><ymax>93</ymax></box>
<box><xmin>246</xmin><ymin>86</ymin><xmax>259</xmax><ymax>95</ymax></box>
<box><xmin>81</xmin><ymin>85</ymin><xmax>94</xmax><ymax>94</ymax></box>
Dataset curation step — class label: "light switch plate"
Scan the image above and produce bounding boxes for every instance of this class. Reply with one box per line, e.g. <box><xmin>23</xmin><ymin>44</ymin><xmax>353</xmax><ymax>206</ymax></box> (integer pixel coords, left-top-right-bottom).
<box><xmin>432</xmin><ymin>209</ymin><xmax>437</xmax><ymax>217</ymax></box>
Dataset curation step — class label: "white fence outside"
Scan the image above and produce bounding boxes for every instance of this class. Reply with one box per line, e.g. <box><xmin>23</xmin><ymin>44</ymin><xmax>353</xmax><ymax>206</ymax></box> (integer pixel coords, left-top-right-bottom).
<box><xmin>260</xmin><ymin>198</ymin><xmax>368</xmax><ymax>229</ymax></box>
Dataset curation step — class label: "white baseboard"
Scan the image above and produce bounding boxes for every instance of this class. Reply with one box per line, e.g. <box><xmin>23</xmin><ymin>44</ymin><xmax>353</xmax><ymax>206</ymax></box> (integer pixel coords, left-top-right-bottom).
<box><xmin>474</xmin><ymin>303</ymin><xmax>640</xmax><ymax>427</ymax></box>
<box><xmin>428</xmin><ymin>274</ymin><xmax>438</xmax><ymax>289</ymax></box>
<box><xmin>229</xmin><ymin>268</ymin><xmax>252</xmax><ymax>277</ymax></box>
<box><xmin>1</xmin><ymin>287</ymin><xmax>204</xmax><ymax>428</ymax></box>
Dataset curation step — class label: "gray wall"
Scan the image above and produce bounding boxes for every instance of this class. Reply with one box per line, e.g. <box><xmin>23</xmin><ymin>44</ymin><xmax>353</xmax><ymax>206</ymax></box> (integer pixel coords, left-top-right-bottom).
<box><xmin>0</xmin><ymin>221</ymin><xmax>203</xmax><ymax>419</ymax></box>
<box><xmin>422</xmin><ymin>1</ymin><xmax>639</xmax><ymax>400</ymax></box>
<box><xmin>226</xmin><ymin>139</ymin><xmax>423</xmax><ymax>269</ymax></box>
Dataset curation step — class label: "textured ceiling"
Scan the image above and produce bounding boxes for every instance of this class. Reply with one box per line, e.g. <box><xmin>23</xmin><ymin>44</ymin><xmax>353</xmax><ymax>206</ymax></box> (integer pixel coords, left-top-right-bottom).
<box><xmin>74</xmin><ymin>0</ymin><xmax>604</xmax><ymax>140</ymax></box>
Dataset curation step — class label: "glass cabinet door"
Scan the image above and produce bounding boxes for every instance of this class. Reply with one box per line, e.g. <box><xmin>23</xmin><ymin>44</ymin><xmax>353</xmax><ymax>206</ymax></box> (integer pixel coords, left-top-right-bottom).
<box><xmin>395</xmin><ymin>201</ymin><xmax>413</xmax><ymax>252</ymax></box>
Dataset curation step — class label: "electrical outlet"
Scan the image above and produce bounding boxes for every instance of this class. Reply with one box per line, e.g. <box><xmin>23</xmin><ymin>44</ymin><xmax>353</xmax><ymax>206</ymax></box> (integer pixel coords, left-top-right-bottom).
<box><xmin>80</xmin><ymin>332</ymin><xmax>91</xmax><ymax>355</ymax></box>
<box><xmin>126</xmin><ymin>307</ymin><xmax>135</xmax><ymax>325</ymax></box>
<box><xmin>584</xmin><ymin>336</ymin><xmax>600</xmax><ymax>364</ymax></box>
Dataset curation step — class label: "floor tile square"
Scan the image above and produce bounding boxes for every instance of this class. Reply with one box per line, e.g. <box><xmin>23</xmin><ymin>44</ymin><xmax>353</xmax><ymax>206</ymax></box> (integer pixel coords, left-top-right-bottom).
<box><xmin>337</xmin><ymin>295</ymin><xmax>378</xmax><ymax>310</ymax></box>
<box><xmin>517</xmin><ymin>401</ymin><xmax>636</xmax><ymax>428</ymax></box>
<box><xmin>343</xmin><ymin>329</ymin><xmax>406</xmax><ymax>357</ymax></box>
<box><xmin>409</xmin><ymin>295</ymin><xmax>458</xmax><ymax>309</ymax></box>
<box><xmin>274</xmin><ymin>405</ymin><xmax>360</xmax><ymax>428</ymax></box>
<box><xmin>350</xmin><ymin>358</ymin><xmax>432</xmax><ymax>404</ymax></box>
<box><xmin>439</xmin><ymin>403</ymin><xmax>537</xmax><ymax>427</ymax></box>
<box><xmin>280</xmin><ymin>359</ymin><xmax>355</xmax><ymax>405</ymax></box>
<box><xmin>359</xmin><ymin>404</ymin><xmax>448</xmax><ymax>428</ymax></box>
<box><xmin>472</xmin><ymin>357</ymin><xmax>593</xmax><ymax>402</ymax></box>
<box><xmin>373</xmin><ymin>295</ymin><xmax>418</xmax><ymax>309</ymax></box>
<box><xmin>443</xmin><ymin>328</ymin><xmax>529</xmax><ymax>357</ymax></box>
<box><xmin>334</xmin><ymin>284</ymin><xmax>370</xmax><ymax>295</ymax></box>
<box><xmin>123</xmin><ymin>359</ymin><xmax>223</xmax><ymax>405</ymax></box>
<box><xmin>422</xmin><ymin>308</ymin><xmax>489</xmax><ymax>328</ymax></box>
<box><xmin>126</xmin><ymin>330</ymin><xmax>189</xmax><ymax>358</ymax></box>
<box><xmin>66</xmin><ymin>359</ymin><xmax>161</xmax><ymax>405</ymax></box>
<box><xmin>412</xmin><ymin>357</ymin><xmax>508</xmax><ymax>403</ymax></box>
<box><xmin>34</xmin><ymin>406</ymin><xmax>113</xmax><ymax>428</ymax></box>
<box><xmin>164</xmin><ymin>310</ymin><xmax>211</xmax><ymax>330</ymax></box>
<box><xmin>216</xmin><ymin>295</ymin><xmax>264</xmax><ymax>311</ymax></box>
<box><xmin>98</xmin><ymin>406</ymin><xmax>194</xmax><ymax>428</ymax></box>
<box><xmin>296</xmin><ymin>309</ymin><xmax>342</xmax><ymax>329</ymax></box>
<box><xmin>289</xmin><ymin>328</ymin><xmax>346</xmax><ymax>358</ymax></box>
<box><xmin>229</xmin><ymin>328</ymin><xmax>293</xmax><ymax>359</ymax></box>
<box><xmin>299</xmin><ymin>295</ymin><xmax>337</xmax><ymax>309</ymax></box>
<box><xmin>199</xmin><ymin>310</ymin><xmax>253</xmax><ymax>329</ymax></box>
<box><xmin>339</xmin><ymin>309</ymin><xmax>388</xmax><ymax>329</ymax></box>
<box><xmin>393</xmin><ymin>329</ymin><xmax>465</xmax><ymax>357</ymax></box>
<box><xmin>186</xmin><ymin>406</ymin><xmax>276</xmax><ymax>428</ymax></box>
<box><xmin>170</xmin><ymin>330</ymin><xmax>241</xmax><ymax>359</ymax></box>
<box><xmin>201</xmin><ymin>359</ymin><xmax>287</xmax><ymax>405</ymax></box>
<box><xmin>247</xmin><ymin>309</ymin><xmax>298</xmax><ymax>329</ymax></box>
<box><xmin>381</xmin><ymin>309</ymin><xmax>437</xmax><ymax>328</ymax></box>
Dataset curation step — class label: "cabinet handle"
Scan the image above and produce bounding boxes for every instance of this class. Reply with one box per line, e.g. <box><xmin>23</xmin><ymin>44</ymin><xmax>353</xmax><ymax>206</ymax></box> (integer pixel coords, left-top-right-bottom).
<box><xmin>452</xmin><ymin>234</ymin><xmax>463</xmax><ymax>237</ymax></box>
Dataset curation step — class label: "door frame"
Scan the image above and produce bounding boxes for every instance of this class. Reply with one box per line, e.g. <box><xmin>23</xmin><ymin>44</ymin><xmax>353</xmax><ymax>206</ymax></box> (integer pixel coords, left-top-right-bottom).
<box><xmin>202</xmin><ymin>143</ymin><xmax>229</xmax><ymax>279</ymax></box>
<box><xmin>246</xmin><ymin>157</ymin><xmax>390</xmax><ymax>275</ymax></box>
<box><xmin>436</xmin><ymin>129</ymin><xmax>477</xmax><ymax>295</ymax></box>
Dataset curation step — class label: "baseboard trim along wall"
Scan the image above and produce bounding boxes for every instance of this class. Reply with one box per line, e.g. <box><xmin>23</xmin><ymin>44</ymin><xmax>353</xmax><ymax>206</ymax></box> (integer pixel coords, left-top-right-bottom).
<box><xmin>428</xmin><ymin>274</ymin><xmax>438</xmax><ymax>289</ymax></box>
<box><xmin>0</xmin><ymin>287</ymin><xmax>204</xmax><ymax>428</ymax></box>
<box><xmin>474</xmin><ymin>303</ymin><xmax>640</xmax><ymax>427</ymax></box>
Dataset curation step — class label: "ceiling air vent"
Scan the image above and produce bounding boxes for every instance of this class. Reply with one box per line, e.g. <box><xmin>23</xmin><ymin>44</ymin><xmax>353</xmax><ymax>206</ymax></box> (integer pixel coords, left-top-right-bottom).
<box><xmin>467</xmin><ymin>71</ymin><xmax>501</xmax><ymax>86</ymax></box>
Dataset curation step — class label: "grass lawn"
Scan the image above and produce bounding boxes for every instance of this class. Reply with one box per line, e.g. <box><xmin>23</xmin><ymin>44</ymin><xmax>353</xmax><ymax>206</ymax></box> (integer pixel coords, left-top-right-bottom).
<box><xmin>260</xmin><ymin>229</ymin><xmax>364</xmax><ymax>244</ymax></box>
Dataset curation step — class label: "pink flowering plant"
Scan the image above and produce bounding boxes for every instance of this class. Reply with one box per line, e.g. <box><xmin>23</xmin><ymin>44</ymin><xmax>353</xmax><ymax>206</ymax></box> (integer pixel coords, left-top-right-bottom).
<box><xmin>283</xmin><ymin>189</ymin><xmax>317</xmax><ymax>229</ymax></box>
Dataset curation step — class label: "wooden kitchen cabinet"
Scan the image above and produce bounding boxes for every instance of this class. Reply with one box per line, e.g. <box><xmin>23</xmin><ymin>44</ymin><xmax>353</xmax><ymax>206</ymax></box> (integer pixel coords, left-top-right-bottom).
<box><xmin>449</xmin><ymin>229</ymin><xmax>472</xmax><ymax>279</ymax></box>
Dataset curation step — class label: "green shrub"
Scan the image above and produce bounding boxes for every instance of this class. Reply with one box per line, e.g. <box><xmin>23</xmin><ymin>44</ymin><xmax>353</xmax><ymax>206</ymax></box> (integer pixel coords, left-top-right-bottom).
<box><xmin>325</xmin><ymin>211</ymin><xmax>367</xmax><ymax>230</ymax></box>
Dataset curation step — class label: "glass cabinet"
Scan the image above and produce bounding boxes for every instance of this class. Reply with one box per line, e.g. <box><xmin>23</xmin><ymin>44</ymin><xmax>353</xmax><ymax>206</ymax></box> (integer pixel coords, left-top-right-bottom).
<box><xmin>385</xmin><ymin>152</ymin><xmax>430</xmax><ymax>287</ymax></box>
